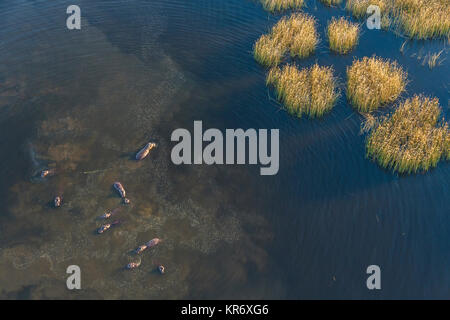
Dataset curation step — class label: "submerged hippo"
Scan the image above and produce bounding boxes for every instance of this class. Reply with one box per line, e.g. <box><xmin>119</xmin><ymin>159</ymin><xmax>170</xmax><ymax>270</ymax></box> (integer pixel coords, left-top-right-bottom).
<box><xmin>113</xmin><ymin>182</ymin><xmax>130</xmax><ymax>204</ymax></box>
<box><xmin>99</xmin><ymin>207</ymin><xmax>120</xmax><ymax>219</ymax></box>
<box><xmin>54</xmin><ymin>196</ymin><xmax>62</xmax><ymax>208</ymax></box>
<box><xmin>135</xmin><ymin>142</ymin><xmax>157</xmax><ymax>161</ymax></box>
<box><xmin>146</xmin><ymin>238</ymin><xmax>161</xmax><ymax>248</ymax></box>
<box><xmin>100</xmin><ymin>211</ymin><xmax>112</xmax><ymax>219</ymax></box>
<box><xmin>134</xmin><ymin>244</ymin><xmax>148</xmax><ymax>254</ymax></box>
<box><xmin>135</xmin><ymin>238</ymin><xmax>161</xmax><ymax>254</ymax></box>
<box><xmin>41</xmin><ymin>169</ymin><xmax>56</xmax><ymax>179</ymax></box>
<box><xmin>113</xmin><ymin>182</ymin><xmax>126</xmax><ymax>198</ymax></box>
<box><xmin>134</xmin><ymin>238</ymin><xmax>161</xmax><ymax>254</ymax></box>
<box><xmin>126</xmin><ymin>261</ymin><xmax>141</xmax><ymax>270</ymax></box>
<box><xmin>97</xmin><ymin>220</ymin><xmax>121</xmax><ymax>234</ymax></box>
<box><xmin>158</xmin><ymin>265</ymin><xmax>165</xmax><ymax>274</ymax></box>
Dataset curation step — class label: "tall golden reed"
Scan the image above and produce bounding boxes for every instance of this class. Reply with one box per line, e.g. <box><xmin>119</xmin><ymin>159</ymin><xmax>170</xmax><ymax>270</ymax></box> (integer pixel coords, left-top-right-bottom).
<box><xmin>346</xmin><ymin>0</ymin><xmax>449</xmax><ymax>39</ymax></box>
<box><xmin>267</xmin><ymin>64</ymin><xmax>340</xmax><ymax>118</ymax></box>
<box><xmin>260</xmin><ymin>0</ymin><xmax>304</xmax><ymax>13</ymax></box>
<box><xmin>347</xmin><ymin>56</ymin><xmax>407</xmax><ymax>112</ymax></box>
<box><xmin>366</xmin><ymin>95</ymin><xmax>449</xmax><ymax>173</ymax></box>
<box><xmin>327</xmin><ymin>17</ymin><xmax>360</xmax><ymax>54</ymax></box>
<box><xmin>319</xmin><ymin>0</ymin><xmax>343</xmax><ymax>6</ymax></box>
<box><xmin>254</xmin><ymin>13</ymin><xmax>318</xmax><ymax>67</ymax></box>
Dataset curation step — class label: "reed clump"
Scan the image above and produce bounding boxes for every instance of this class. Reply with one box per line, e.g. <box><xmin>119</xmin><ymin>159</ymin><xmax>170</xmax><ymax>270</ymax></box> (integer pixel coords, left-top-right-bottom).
<box><xmin>319</xmin><ymin>0</ymin><xmax>343</xmax><ymax>6</ymax></box>
<box><xmin>327</xmin><ymin>17</ymin><xmax>360</xmax><ymax>54</ymax></box>
<box><xmin>267</xmin><ymin>64</ymin><xmax>340</xmax><ymax>118</ymax></box>
<box><xmin>345</xmin><ymin>0</ymin><xmax>449</xmax><ymax>39</ymax></box>
<box><xmin>260</xmin><ymin>0</ymin><xmax>304</xmax><ymax>13</ymax></box>
<box><xmin>253</xmin><ymin>34</ymin><xmax>285</xmax><ymax>67</ymax></box>
<box><xmin>366</xmin><ymin>95</ymin><xmax>449</xmax><ymax>173</ymax></box>
<box><xmin>422</xmin><ymin>50</ymin><xmax>444</xmax><ymax>69</ymax></box>
<box><xmin>345</xmin><ymin>0</ymin><xmax>388</xmax><ymax>19</ymax></box>
<box><xmin>390</xmin><ymin>0</ymin><xmax>450</xmax><ymax>39</ymax></box>
<box><xmin>346</xmin><ymin>56</ymin><xmax>407</xmax><ymax>112</ymax></box>
<box><xmin>254</xmin><ymin>13</ymin><xmax>318</xmax><ymax>67</ymax></box>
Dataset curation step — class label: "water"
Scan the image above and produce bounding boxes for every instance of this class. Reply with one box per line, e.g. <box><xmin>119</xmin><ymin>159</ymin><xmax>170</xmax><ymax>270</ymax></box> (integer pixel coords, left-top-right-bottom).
<box><xmin>0</xmin><ymin>0</ymin><xmax>449</xmax><ymax>299</ymax></box>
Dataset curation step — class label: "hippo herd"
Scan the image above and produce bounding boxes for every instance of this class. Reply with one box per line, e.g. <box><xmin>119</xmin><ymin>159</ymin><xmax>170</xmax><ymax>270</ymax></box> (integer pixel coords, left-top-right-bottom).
<box><xmin>39</xmin><ymin>141</ymin><xmax>165</xmax><ymax>274</ymax></box>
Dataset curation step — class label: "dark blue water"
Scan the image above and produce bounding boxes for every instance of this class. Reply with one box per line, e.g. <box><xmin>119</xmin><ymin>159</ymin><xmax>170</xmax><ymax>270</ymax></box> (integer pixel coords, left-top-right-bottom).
<box><xmin>0</xmin><ymin>0</ymin><xmax>449</xmax><ymax>299</ymax></box>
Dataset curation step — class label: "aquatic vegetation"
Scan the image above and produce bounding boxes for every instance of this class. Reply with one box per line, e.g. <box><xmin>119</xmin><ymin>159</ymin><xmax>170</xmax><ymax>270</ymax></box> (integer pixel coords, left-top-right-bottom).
<box><xmin>259</xmin><ymin>0</ymin><xmax>304</xmax><ymax>13</ymax></box>
<box><xmin>253</xmin><ymin>34</ymin><xmax>285</xmax><ymax>67</ymax></box>
<box><xmin>366</xmin><ymin>95</ymin><xmax>449</xmax><ymax>173</ymax></box>
<box><xmin>422</xmin><ymin>50</ymin><xmax>445</xmax><ymax>69</ymax></box>
<box><xmin>267</xmin><ymin>64</ymin><xmax>340</xmax><ymax>118</ymax></box>
<box><xmin>346</xmin><ymin>0</ymin><xmax>450</xmax><ymax>39</ymax></box>
<box><xmin>346</xmin><ymin>56</ymin><xmax>407</xmax><ymax>112</ymax></box>
<box><xmin>446</xmin><ymin>132</ymin><xmax>450</xmax><ymax>160</ymax></box>
<box><xmin>345</xmin><ymin>0</ymin><xmax>388</xmax><ymax>19</ymax></box>
<box><xmin>360</xmin><ymin>113</ymin><xmax>377</xmax><ymax>134</ymax></box>
<box><xmin>399</xmin><ymin>40</ymin><xmax>408</xmax><ymax>55</ymax></box>
<box><xmin>254</xmin><ymin>13</ymin><xmax>318</xmax><ymax>67</ymax></box>
<box><xmin>380</xmin><ymin>14</ymin><xmax>392</xmax><ymax>30</ymax></box>
<box><xmin>319</xmin><ymin>0</ymin><xmax>343</xmax><ymax>6</ymax></box>
<box><xmin>327</xmin><ymin>17</ymin><xmax>360</xmax><ymax>54</ymax></box>
<box><xmin>390</xmin><ymin>0</ymin><xmax>450</xmax><ymax>39</ymax></box>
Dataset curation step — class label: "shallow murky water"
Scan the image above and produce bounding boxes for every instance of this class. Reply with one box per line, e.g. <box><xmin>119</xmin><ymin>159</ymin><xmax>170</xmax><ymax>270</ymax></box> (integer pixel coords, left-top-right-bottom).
<box><xmin>0</xmin><ymin>0</ymin><xmax>449</xmax><ymax>299</ymax></box>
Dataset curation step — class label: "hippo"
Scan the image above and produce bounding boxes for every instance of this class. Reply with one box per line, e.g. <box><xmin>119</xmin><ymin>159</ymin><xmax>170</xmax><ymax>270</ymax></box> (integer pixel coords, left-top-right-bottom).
<box><xmin>146</xmin><ymin>238</ymin><xmax>161</xmax><ymax>248</ymax></box>
<box><xmin>158</xmin><ymin>265</ymin><xmax>165</xmax><ymax>274</ymax></box>
<box><xmin>134</xmin><ymin>238</ymin><xmax>161</xmax><ymax>254</ymax></box>
<box><xmin>100</xmin><ymin>211</ymin><xmax>112</xmax><ymax>219</ymax></box>
<box><xmin>41</xmin><ymin>169</ymin><xmax>56</xmax><ymax>179</ymax></box>
<box><xmin>135</xmin><ymin>142</ymin><xmax>157</xmax><ymax>161</ymax></box>
<box><xmin>54</xmin><ymin>196</ymin><xmax>62</xmax><ymax>208</ymax></box>
<box><xmin>99</xmin><ymin>207</ymin><xmax>120</xmax><ymax>219</ymax></box>
<box><xmin>135</xmin><ymin>244</ymin><xmax>148</xmax><ymax>254</ymax></box>
<box><xmin>97</xmin><ymin>220</ymin><xmax>121</xmax><ymax>234</ymax></box>
<box><xmin>126</xmin><ymin>261</ymin><xmax>141</xmax><ymax>270</ymax></box>
<box><xmin>113</xmin><ymin>182</ymin><xmax>126</xmax><ymax>198</ymax></box>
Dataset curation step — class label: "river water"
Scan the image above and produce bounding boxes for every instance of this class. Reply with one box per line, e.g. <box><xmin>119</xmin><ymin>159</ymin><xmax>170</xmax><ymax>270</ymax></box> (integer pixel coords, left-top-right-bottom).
<box><xmin>0</xmin><ymin>0</ymin><xmax>449</xmax><ymax>299</ymax></box>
